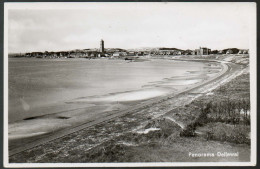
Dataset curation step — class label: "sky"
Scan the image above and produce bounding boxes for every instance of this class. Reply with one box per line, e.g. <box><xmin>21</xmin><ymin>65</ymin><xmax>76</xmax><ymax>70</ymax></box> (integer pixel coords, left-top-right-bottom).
<box><xmin>7</xmin><ymin>2</ymin><xmax>255</xmax><ymax>53</ymax></box>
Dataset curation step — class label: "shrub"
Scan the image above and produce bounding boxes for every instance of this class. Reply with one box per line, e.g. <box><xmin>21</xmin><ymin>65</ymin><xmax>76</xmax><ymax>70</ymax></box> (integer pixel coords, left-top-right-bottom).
<box><xmin>180</xmin><ymin>123</ymin><xmax>196</xmax><ymax>137</ymax></box>
<box><xmin>201</xmin><ymin>123</ymin><xmax>250</xmax><ymax>144</ymax></box>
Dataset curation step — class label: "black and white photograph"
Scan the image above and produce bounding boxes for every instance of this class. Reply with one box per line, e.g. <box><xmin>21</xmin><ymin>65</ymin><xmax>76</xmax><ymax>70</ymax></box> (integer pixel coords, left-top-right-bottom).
<box><xmin>4</xmin><ymin>2</ymin><xmax>256</xmax><ymax>167</ymax></box>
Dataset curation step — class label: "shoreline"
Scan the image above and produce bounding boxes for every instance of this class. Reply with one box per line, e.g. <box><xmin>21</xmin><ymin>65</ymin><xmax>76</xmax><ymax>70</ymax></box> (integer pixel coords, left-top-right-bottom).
<box><xmin>9</xmin><ymin>58</ymin><xmax>233</xmax><ymax>157</ymax></box>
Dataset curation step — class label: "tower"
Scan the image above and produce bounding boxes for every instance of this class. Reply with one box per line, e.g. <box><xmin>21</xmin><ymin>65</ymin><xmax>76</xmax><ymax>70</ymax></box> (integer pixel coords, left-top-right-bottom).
<box><xmin>100</xmin><ymin>39</ymin><xmax>104</xmax><ymax>53</ymax></box>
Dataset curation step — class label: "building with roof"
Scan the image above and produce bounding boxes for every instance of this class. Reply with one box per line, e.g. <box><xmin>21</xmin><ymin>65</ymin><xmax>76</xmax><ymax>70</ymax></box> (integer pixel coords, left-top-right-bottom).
<box><xmin>195</xmin><ymin>47</ymin><xmax>211</xmax><ymax>55</ymax></box>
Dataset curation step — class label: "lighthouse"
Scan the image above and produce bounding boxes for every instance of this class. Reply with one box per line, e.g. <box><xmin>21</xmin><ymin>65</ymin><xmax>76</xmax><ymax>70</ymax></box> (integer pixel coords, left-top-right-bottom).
<box><xmin>100</xmin><ymin>39</ymin><xmax>104</xmax><ymax>53</ymax></box>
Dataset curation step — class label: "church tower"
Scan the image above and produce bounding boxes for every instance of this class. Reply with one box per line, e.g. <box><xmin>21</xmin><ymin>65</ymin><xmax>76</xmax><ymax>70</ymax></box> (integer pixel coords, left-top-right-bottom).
<box><xmin>100</xmin><ymin>39</ymin><xmax>104</xmax><ymax>53</ymax></box>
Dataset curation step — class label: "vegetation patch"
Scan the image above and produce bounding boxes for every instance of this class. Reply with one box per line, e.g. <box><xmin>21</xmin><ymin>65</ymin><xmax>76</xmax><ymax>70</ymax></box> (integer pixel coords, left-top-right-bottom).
<box><xmin>197</xmin><ymin>122</ymin><xmax>250</xmax><ymax>144</ymax></box>
<box><xmin>179</xmin><ymin>73</ymin><xmax>250</xmax><ymax>145</ymax></box>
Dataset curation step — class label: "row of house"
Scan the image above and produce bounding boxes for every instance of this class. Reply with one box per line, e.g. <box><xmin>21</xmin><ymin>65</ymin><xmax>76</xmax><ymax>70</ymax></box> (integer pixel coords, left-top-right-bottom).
<box><xmin>13</xmin><ymin>48</ymin><xmax>249</xmax><ymax>59</ymax></box>
<box><xmin>22</xmin><ymin>50</ymin><xmax>148</xmax><ymax>59</ymax></box>
<box><xmin>25</xmin><ymin>51</ymin><xmax>88</xmax><ymax>58</ymax></box>
<box><xmin>194</xmin><ymin>47</ymin><xmax>249</xmax><ymax>55</ymax></box>
<box><xmin>145</xmin><ymin>47</ymin><xmax>248</xmax><ymax>56</ymax></box>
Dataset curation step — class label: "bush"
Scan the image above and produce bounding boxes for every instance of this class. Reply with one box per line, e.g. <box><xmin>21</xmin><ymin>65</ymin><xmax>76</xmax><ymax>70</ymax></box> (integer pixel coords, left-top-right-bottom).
<box><xmin>180</xmin><ymin>123</ymin><xmax>196</xmax><ymax>137</ymax></box>
<box><xmin>199</xmin><ymin>123</ymin><xmax>250</xmax><ymax>144</ymax></box>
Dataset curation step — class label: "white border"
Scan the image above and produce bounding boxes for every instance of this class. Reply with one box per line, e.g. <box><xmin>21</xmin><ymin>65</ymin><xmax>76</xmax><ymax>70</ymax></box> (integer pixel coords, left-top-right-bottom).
<box><xmin>249</xmin><ymin>2</ymin><xmax>257</xmax><ymax>166</ymax></box>
<box><xmin>4</xmin><ymin>2</ymin><xmax>9</xmax><ymax>167</ymax></box>
<box><xmin>3</xmin><ymin>2</ymin><xmax>257</xmax><ymax>167</ymax></box>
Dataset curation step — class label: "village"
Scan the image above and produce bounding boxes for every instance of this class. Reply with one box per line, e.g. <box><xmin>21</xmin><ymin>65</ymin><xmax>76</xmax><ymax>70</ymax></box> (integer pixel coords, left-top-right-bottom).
<box><xmin>9</xmin><ymin>39</ymin><xmax>249</xmax><ymax>59</ymax></box>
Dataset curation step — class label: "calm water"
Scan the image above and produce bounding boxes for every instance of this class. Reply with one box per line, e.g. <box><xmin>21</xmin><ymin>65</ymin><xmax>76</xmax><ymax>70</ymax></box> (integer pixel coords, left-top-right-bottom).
<box><xmin>8</xmin><ymin>58</ymin><xmax>219</xmax><ymax>140</ymax></box>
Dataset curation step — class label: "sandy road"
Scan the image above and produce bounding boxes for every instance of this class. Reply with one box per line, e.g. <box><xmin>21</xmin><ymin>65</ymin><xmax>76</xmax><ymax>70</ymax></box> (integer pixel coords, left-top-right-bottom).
<box><xmin>9</xmin><ymin>59</ymin><xmax>237</xmax><ymax>156</ymax></box>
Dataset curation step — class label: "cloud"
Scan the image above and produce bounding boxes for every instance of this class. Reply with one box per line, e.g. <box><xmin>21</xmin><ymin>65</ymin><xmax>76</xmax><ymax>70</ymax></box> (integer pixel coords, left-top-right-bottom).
<box><xmin>7</xmin><ymin>3</ymin><xmax>255</xmax><ymax>53</ymax></box>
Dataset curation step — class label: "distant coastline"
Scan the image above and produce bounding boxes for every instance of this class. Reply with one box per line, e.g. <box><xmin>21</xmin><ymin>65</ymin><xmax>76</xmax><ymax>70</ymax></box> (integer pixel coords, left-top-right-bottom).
<box><xmin>8</xmin><ymin>46</ymin><xmax>249</xmax><ymax>59</ymax></box>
